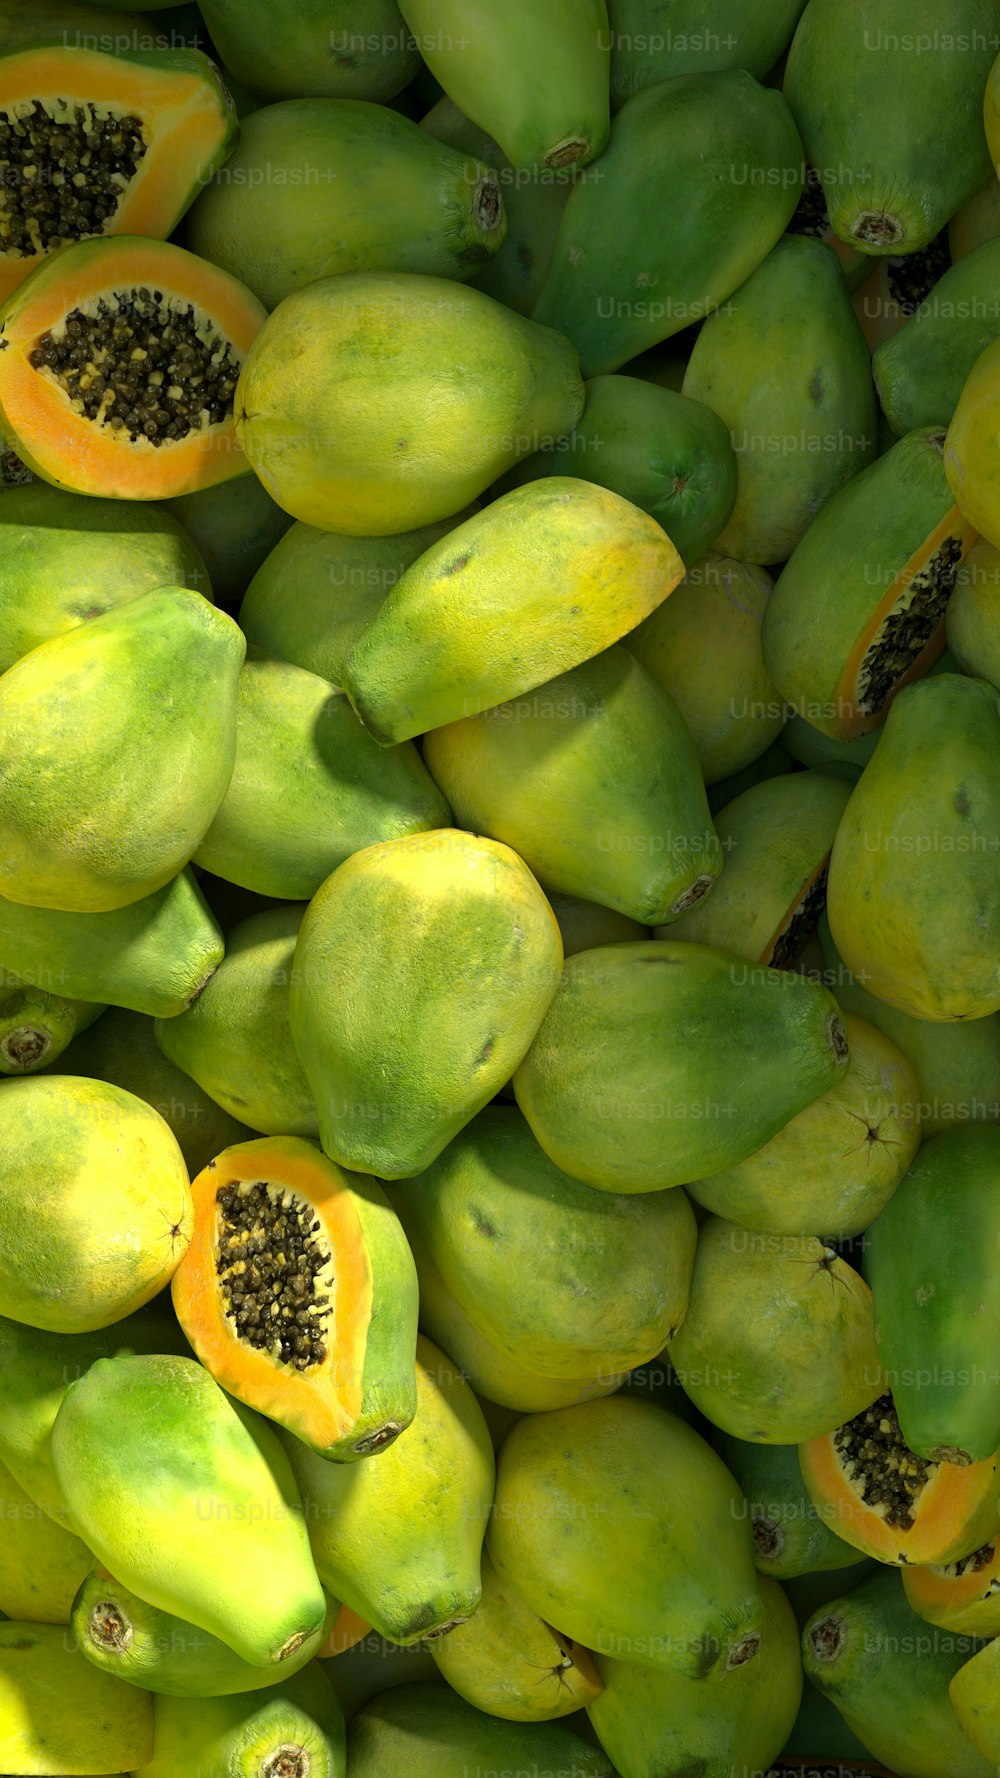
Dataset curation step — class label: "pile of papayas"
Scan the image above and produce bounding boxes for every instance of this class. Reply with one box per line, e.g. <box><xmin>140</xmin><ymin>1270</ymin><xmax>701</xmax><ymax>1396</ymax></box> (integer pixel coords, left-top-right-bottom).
<box><xmin>3</xmin><ymin>2</ymin><xmax>1000</xmax><ymax>1776</ymax></box>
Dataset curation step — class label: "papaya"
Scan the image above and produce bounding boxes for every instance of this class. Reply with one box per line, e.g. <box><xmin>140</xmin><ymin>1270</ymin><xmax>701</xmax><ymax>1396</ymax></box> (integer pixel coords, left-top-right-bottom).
<box><xmin>428</xmin><ymin>1551</ymin><xmax>602</xmax><ymax>1722</ymax></box>
<box><xmin>865</xmin><ymin>1128</ymin><xmax>1000</xmax><ymax>1465</ymax></box>
<box><xmin>706</xmin><ymin>736</ymin><xmax>792</xmax><ymax>814</ymax></box>
<box><xmin>780</xmin><ymin>1556</ymin><xmax>877</xmax><ymax>1631</ymax></box>
<box><xmin>687</xmin><ymin>1013</ymin><xmax>919</xmax><ymax>1240</ymax></box>
<box><xmin>783</xmin><ymin>0</ymin><xmax>995</xmax><ymax>256</ymax></box>
<box><xmin>0</xmin><ymin>865</ymin><xmax>224</xmax><ymax>1019</ymax></box>
<box><xmin>168</xmin><ymin>474</ymin><xmax>291</xmax><ymax>610</ymax></box>
<box><xmin>155</xmin><ymin>906</ymin><xmax>316</xmax><ymax>1137</ymax></box>
<box><xmin>627</xmin><ymin>551</ymin><xmax>786</xmax><ymax>783</ymax></box>
<box><xmin>513</xmin><ymin>940</ymin><xmax>849</xmax><ymax>1194</ymax></box>
<box><xmin>851</xmin><ymin>230</ymin><xmax>952</xmax><ymax>355</ymax></box>
<box><xmin>799</xmin><ymin>1392</ymin><xmax>1000</xmax><ymax>1566</ymax></box>
<box><xmin>142</xmin><ymin>1662</ymin><xmax>346</xmax><ymax>1778</ymax></box>
<box><xmin>384</xmin><ymin>1105</ymin><xmax>697</xmax><ymax>1382</ymax></box>
<box><xmin>289</xmin><ymin>829</ymin><xmax>563</xmax><ymax>1178</ymax></box>
<box><xmin>951</xmin><ymin>178</ymin><xmax>1000</xmax><ymax>260</ymax></box>
<box><xmin>0</xmin><ymin>235</ymin><xmax>267</xmax><ymax>498</ymax></box>
<box><xmin>188</xmin><ymin>99</ymin><xmax>505</xmax><ymax>310</ymax></box>
<box><xmin>281</xmin><ymin>1335</ymin><xmax>494</xmax><ymax>1644</ymax></box>
<box><xmin>0</xmin><ymin>974</ymin><xmax>104</xmax><ymax>1074</ymax></box>
<box><xmin>664</xmin><ymin>770</ymin><xmax>852</xmax><ymax>965</ymax></box>
<box><xmin>193</xmin><ymin>655</ymin><xmax>449</xmax><ymax>898</ymax></box>
<box><xmin>317</xmin><ymin>1602</ymin><xmax>369</xmax><ymax>1659</ymax></box>
<box><xmin>320</xmin><ymin>1634</ymin><xmax>437</xmax><ymax>1719</ymax></box>
<box><xmin>0</xmin><ymin>1074</ymin><xmax>192</xmax><ymax>1333</ymax></box>
<box><xmin>873</xmin><ymin>238</ymin><xmax>1000</xmax><ymax>436</ymax></box>
<box><xmin>780</xmin><ymin>1672</ymin><xmax>902</xmax><ymax>1764</ymax></box>
<box><xmin>779</xmin><ymin>711</ymin><xmax>880</xmax><ymax>777</ymax></box>
<box><xmin>616</xmin><ymin>1350</ymin><xmax>700</xmax><ymax>1423</ymax></box>
<box><xmin>826</xmin><ymin>674</ymin><xmax>1000</xmax><ymax>1020</ymax></box>
<box><xmin>0</xmin><ymin>480</ymin><xmax>210</xmax><ymax>670</ymax></box>
<box><xmin>496</xmin><ymin>374</ymin><xmax>738</xmax><ymax>568</ymax></box>
<box><xmin>801</xmin><ymin>1567</ymin><xmax>993</xmax><ymax>1778</ymax></box>
<box><xmin>197</xmin><ymin>0</ymin><xmax>421</xmax><ymax>103</ymax></box>
<box><xmin>951</xmin><ymin>1636</ymin><xmax>1000</xmax><ymax>1761</ymax></box>
<box><xmin>0</xmin><ymin>1617</ymin><xmax>153</xmax><ymax>1774</ymax></box>
<box><xmin>72</xmin><ymin>1569</ymin><xmax>335</xmax><ymax>1695</ymax></box>
<box><xmin>488</xmin><ymin>1394</ymin><xmax>766</xmax><ymax>1679</ymax></box>
<box><xmin>345</xmin><ymin>1681</ymin><xmax>614</xmax><ymax>1778</ymax></box>
<box><xmin>712</xmin><ymin>1434</ymin><xmax>865</xmax><ymax>1579</ymax></box>
<box><xmin>0</xmin><ymin>30</ymin><xmax>236</xmax><ymax>300</ymax></box>
<box><xmin>903</xmin><ymin>1541</ymin><xmax>1000</xmax><ymax>1637</ymax></box>
<box><xmin>587</xmin><ymin>1574</ymin><xmax>803</xmax><ymax>1778</ymax></box>
<box><xmin>785</xmin><ymin>164</ymin><xmax>873</xmax><ymax>293</ymax></box>
<box><xmin>668</xmin><ymin>1221</ymin><xmax>882</xmax><ymax>1443</ymax></box>
<box><xmin>607</xmin><ymin>0</ymin><xmax>807</xmax><ymax>100</ymax></box>
<box><xmin>396</xmin><ymin>0</ymin><xmax>609</xmax><ymax>171</ymax></box>
<box><xmin>422</xmin><ymin>647</ymin><xmax>722</xmax><ymax>926</ymax></box>
<box><xmin>238</xmin><ymin>507</ymin><xmax>476</xmax><ymax>683</ymax></box>
<box><xmin>171</xmin><ymin>1134</ymin><xmax>418</xmax><ymax>1461</ymax></box>
<box><xmin>51</xmin><ymin>1352</ymin><xmax>327</xmax><ymax>1665</ymax></box>
<box><xmin>547</xmin><ymin>892</ymin><xmax>647</xmax><ymax>955</ymax></box>
<box><xmin>946</xmin><ymin>331</ymin><xmax>1000</xmax><ymax>547</ymax></box>
<box><xmin>0</xmin><ymin>586</ymin><xmax>244</xmax><ymax>914</ymax></box>
<box><xmin>947</xmin><ymin>537</ymin><xmax>1000</xmax><ymax>686</ymax></box>
<box><xmin>0</xmin><ymin>1457</ymin><xmax>92</xmax><ymax>1622</ymax></box>
<box><xmin>530</xmin><ymin>71</ymin><xmax>804</xmax><ymax>375</ymax></box>
<box><xmin>234</xmin><ymin>272</ymin><xmax>585</xmax><ymax>534</ymax></box>
<box><xmin>762</xmin><ymin>428</ymin><xmax>976</xmax><ymax>743</ymax></box>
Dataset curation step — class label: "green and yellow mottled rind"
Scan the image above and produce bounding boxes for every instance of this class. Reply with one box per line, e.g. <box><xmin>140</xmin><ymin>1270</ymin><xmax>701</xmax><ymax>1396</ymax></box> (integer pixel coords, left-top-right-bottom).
<box><xmin>946</xmin><ymin>337</ymin><xmax>1000</xmax><ymax>545</ymax></box>
<box><xmin>346</xmin><ymin>1683</ymin><xmax>614</xmax><ymax>1778</ymax></box>
<box><xmin>711</xmin><ymin>1435</ymin><xmax>865</xmax><ymax>1579</ymax></box>
<box><xmin>946</xmin><ymin>538</ymin><xmax>1000</xmax><ymax>686</ymax></box>
<box><xmin>0</xmin><ymin>1618</ymin><xmax>153</xmax><ymax>1774</ymax></box>
<box><xmin>197</xmin><ymin>0</ymin><xmax>420</xmax><ymax>100</ymax></box>
<box><xmin>168</xmin><ymin>472</ymin><xmax>291</xmax><ymax>606</ymax></box>
<box><xmin>608</xmin><ymin>0</ymin><xmax>807</xmax><ymax>101</ymax></box>
<box><xmin>138</xmin><ymin>1662</ymin><xmax>346</xmax><ymax>1778</ymax></box>
<box><xmin>875</xmin><ymin>238</ymin><xmax>1000</xmax><ymax>435</ymax></box>
<box><xmin>951</xmin><ymin>1638</ymin><xmax>1000</xmax><ymax>1763</ymax></box>
<box><xmin>0</xmin><ymin>974</ymin><xmax>103</xmax><ymax>1074</ymax></box>
<box><xmin>0</xmin><ymin>1458</ymin><xmax>92</xmax><ymax>1622</ymax></box>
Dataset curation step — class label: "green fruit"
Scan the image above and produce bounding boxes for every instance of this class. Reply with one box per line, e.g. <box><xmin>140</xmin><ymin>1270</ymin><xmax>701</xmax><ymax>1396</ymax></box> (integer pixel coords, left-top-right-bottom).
<box><xmin>282</xmin><ymin>1336</ymin><xmax>494</xmax><ymax>1643</ymax></box>
<box><xmin>196</xmin><ymin>0</ymin><xmax>420</xmax><ymax>101</ymax></box>
<box><xmin>616</xmin><ymin>1351</ymin><xmax>698</xmax><ymax>1422</ymax></box>
<box><xmin>187</xmin><ymin>99</ymin><xmax>506</xmax><ymax>309</ymax></box>
<box><xmin>0</xmin><ymin>482</ymin><xmax>210</xmax><ymax>670</ymax></box>
<box><xmin>866</xmin><ymin>1127</ymin><xmax>1000</xmax><ymax>1465</ymax></box>
<box><xmin>951</xmin><ymin>178</ymin><xmax>1000</xmax><ymax>259</ymax></box>
<box><xmin>606</xmin><ymin>0</ymin><xmax>808</xmax><ymax>101</ymax></box>
<box><xmin>323</xmin><ymin>1635</ymin><xmax>437</xmax><ymax>1721</ymax></box>
<box><xmin>826</xmin><ymin>674</ymin><xmax>1000</xmax><ymax>1019</ymax></box>
<box><xmin>384</xmin><ymin>1105</ymin><xmax>697</xmax><ymax>1381</ymax></box>
<box><xmin>513</xmin><ymin>940</ymin><xmax>850</xmax><ymax>1193</ymax></box>
<box><xmin>780</xmin><ymin>1557</ymin><xmax>877</xmax><ymax>1631</ymax></box>
<box><xmin>289</xmin><ymin>829</ymin><xmax>563</xmax><ymax>1178</ymax></box>
<box><xmin>779</xmin><ymin>712</ymin><xmax>881</xmax><ymax>777</ymax></box>
<box><xmin>0</xmin><ymin>1457</ymin><xmax>92</xmax><ymax>1622</ymax></box>
<box><xmin>706</xmin><ymin>737</ymin><xmax>791</xmax><ymax>815</ymax></box>
<box><xmin>0</xmin><ymin>1618</ymin><xmax>153</xmax><ymax>1774</ymax></box>
<box><xmin>234</xmin><ymin>273</ymin><xmax>585</xmax><ymax>534</ymax></box>
<box><xmin>784</xmin><ymin>0</ymin><xmax>995</xmax><ymax>254</ymax></box>
<box><xmin>0</xmin><ymin>866</ymin><xmax>224</xmax><ymax>1018</ymax></box>
<box><xmin>143</xmin><ymin>1663</ymin><xmax>346</xmax><ymax>1778</ymax></box>
<box><xmin>547</xmin><ymin>892</ymin><xmax>647</xmax><ymax>955</ymax></box>
<box><xmin>422</xmin><ymin>646</ymin><xmax>723</xmax><ymax>925</ymax></box>
<box><xmin>587</xmin><ymin>1575</ymin><xmax>803</xmax><ymax>1778</ymax></box>
<box><xmin>682</xmin><ymin>235</ymin><xmax>876</xmax><ymax>563</ymax></box>
<box><xmin>711</xmin><ymin>1434</ymin><xmax>864</xmax><ymax>1579</ymax></box>
<box><xmin>687</xmin><ymin>1012</ymin><xmax>920</xmax><ymax>1239</ymax></box>
<box><xmin>627</xmin><ymin>552</ymin><xmax>785</xmax><ymax>784</ymax></box>
<box><xmin>531</xmin><ymin>71</ymin><xmax>804</xmax><ymax>375</ymax></box>
<box><xmin>345</xmin><ymin>1681</ymin><xmax>614</xmax><ymax>1777</ymax></box>
<box><xmin>874</xmin><ymin>238</ymin><xmax>1000</xmax><ymax>435</ymax></box>
<box><xmin>780</xmin><ymin>1673</ymin><xmax>886</xmax><ymax>1763</ymax></box>
<box><xmin>946</xmin><ymin>537</ymin><xmax>1000</xmax><ymax>687</ymax></box>
<box><xmin>488</xmin><ymin>1395</ymin><xmax>766</xmax><ymax>1679</ymax></box>
<box><xmin>168</xmin><ymin>473</ymin><xmax>292</xmax><ymax>608</ymax></box>
<box><xmin>497</xmin><ymin>373</ymin><xmax>738</xmax><ymax>567</ymax></box>
<box><xmin>51</xmin><ymin>1354</ymin><xmax>327</xmax><ymax>1665</ymax></box>
<box><xmin>0</xmin><ymin>587</ymin><xmax>245</xmax><ymax>913</ymax></box>
<box><xmin>0</xmin><ymin>1074</ymin><xmax>191</xmax><ymax>1333</ymax></box>
<box><xmin>396</xmin><ymin>0</ymin><xmax>610</xmax><ymax>171</ymax></box>
<box><xmin>0</xmin><ymin>972</ymin><xmax>103</xmax><ymax>1074</ymax></box>
<box><xmin>951</xmin><ymin>1637</ymin><xmax>1000</xmax><ymax>1763</ymax></box>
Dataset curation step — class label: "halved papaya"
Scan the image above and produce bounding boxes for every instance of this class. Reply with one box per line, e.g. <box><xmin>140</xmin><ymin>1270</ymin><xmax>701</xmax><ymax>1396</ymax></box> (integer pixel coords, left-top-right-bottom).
<box><xmin>0</xmin><ymin>235</ymin><xmax>266</xmax><ymax>497</ymax></box>
<box><xmin>903</xmin><ymin>1540</ymin><xmax>1000</xmax><ymax>1636</ymax></box>
<box><xmin>170</xmin><ymin>1134</ymin><xmax>419</xmax><ymax>1461</ymax></box>
<box><xmin>0</xmin><ymin>38</ymin><xmax>237</xmax><ymax>299</ymax></box>
<box><xmin>799</xmin><ymin>1393</ymin><xmax>1000</xmax><ymax>1567</ymax></box>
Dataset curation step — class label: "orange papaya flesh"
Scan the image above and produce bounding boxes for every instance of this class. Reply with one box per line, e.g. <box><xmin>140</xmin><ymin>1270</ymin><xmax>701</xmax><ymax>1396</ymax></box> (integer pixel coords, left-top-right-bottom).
<box><xmin>903</xmin><ymin>1539</ymin><xmax>1000</xmax><ymax>1635</ymax></box>
<box><xmin>171</xmin><ymin>1134</ymin><xmax>419</xmax><ymax>1461</ymax></box>
<box><xmin>762</xmin><ymin>853</ymin><xmax>833</xmax><ymax>970</ymax></box>
<box><xmin>0</xmin><ymin>234</ymin><xmax>266</xmax><ymax>497</ymax></box>
<box><xmin>318</xmin><ymin>1604</ymin><xmax>372</xmax><ymax>1659</ymax></box>
<box><xmin>800</xmin><ymin>1393</ymin><xmax>1000</xmax><ymax>1567</ymax></box>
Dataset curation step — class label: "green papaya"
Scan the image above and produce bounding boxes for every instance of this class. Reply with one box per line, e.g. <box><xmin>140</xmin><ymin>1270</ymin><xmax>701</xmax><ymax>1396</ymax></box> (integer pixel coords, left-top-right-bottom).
<box><xmin>422</xmin><ymin>647</ymin><xmax>722</xmax><ymax>925</ymax></box>
<box><xmin>945</xmin><ymin>329</ymin><xmax>1000</xmax><ymax>546</ymax></box>
<box><xmin>396</xmin><ymin>0</ymin><xmax>610</xmax><ymax>171</ymax></box>
<box><xmin>682</xmin><ymin>235</ymin><xmax>876</xmax><ymax>563</ymax></box>
<box><xmin>187</xmin><ymin>99</ymin><xmax>506</xmax><ymax>310</ymax></box>
<box><xmin>606</xmin><ymin>0</ymin><xmax>808</xmax><ymax>102</ymax></box>
<box><xmin>0</xmin><ymin>482</ymin><xmax>210</xmax><ymax>670</ymax></box>
<box><xmin>951</xmin><ymin>178</ymin><xmax>1000</xmax><ymax>260</ymax></box>
<box><xmin>289</xmin><ymin>829</ymin><xmax>563</xmax><ymax>1178</ymax></box>
<box><xmin>513</xmin><ymin>940</ymin><xmax>849</xmax><ymax>1193</ymax></box>
<box><xmin>587</xmin><ymin>1574</ymin><xmax>803</xmax><ymax>1778</ymax></box>
<box><xmin>780</xmin><ymin>1673</ymin><xmax>887</xmax><ymax>1763</ymax></box>
<box><xmin>0</xmin><ymin>1617</ymin><xmax>153</xmax><ymax>1774</ymax></box>
<box><xmin>321</xmin><ymin>1634</ymin><xmax>437</xmax><ymax>1720</ymax></box>
<box><xmin>780</xmin><ymin>1557</ymin><xmax>877</xmax><ymax>1631</ymax></box>
<box><xmin>627</xmin><ymin>552</ymin><xmax>786</xmax><ymax>783</ymax></box>
<box><xmin>488</xmin><ymin>1394</ymin><xmax>766</xmax><ymax>1679</ymax></box>
<box><xmin>784</xmin><ymin>0</ymin><xmax>995</xmax><ymax>255</ymax></box>
<box><xmin>664</xmin><ymin>769</ymin><xmax>852</xmax><ymax>964</ymax></box>
<box><xmin>706</xmin><ymin>737</ymin><xmax>791</xmax><ymax>813</ymax></box>
<box><xmin>169</xmin><ymin>474</ymin><xmax>292</xmax><ymax>609</ymax></box>
<box><xmin>616</xmin><ymin>1350</ymin><xmax>699</xmax><ymax>1422</ymax></box>
<box><xmin>281</xmin><ymin>1336</ymin><xmax>494</xmax><ymax>1643</ymax></box>
<box><xmin>874</xmin><ymin>238</ymin><xmax>1000</xmax><ymax>435</ymax></box>
<box><xmin>51</xmin><ymin>1354</ymin><xmax>327</xmax><ymax>1665</ymax></box>
<box><xmin>143</xmin><ymin>1662</ymin><xmax>346</xmax><ymax>1778</ymax></box>
<box><xmin>0</xmin><ymin>866</ymin><xmax>224</xmax><ymax>1018</ymax></box>
<box><xmin>946</xmin><ymin>536</ymin><xmax>1000</xmax><ymax>687</ymax></box>
<box><xmin>826</xmin><ymin>674</ymin><xmax>1000</xmax><ymax>1020</ymax></box>
<box><xmin>711</xmin><ymin>1434</ymin><xmax>864</xmax><ymax>1578</ymax></box>
<box><xmin>547</xmin><ymin>892</ymin><xmax>648</xmax><ymax>956</ymax></box>
<box><xmin>0</xmin><ymin>973</ymin><xmax>103</xmax><ymax>1074</ymax></box>
<box><xmin>0</xmin><ymin>586</ymin><xmax>245</xmax><ymax>913</ymax></box>
<box><xmin>496</xmin><ymin>374</ymin><xmax>738</xmax><ymax>568</ymax></box>
<box><xmin>345</xmin><ymin>1681</ymin><xmax>614</xmax><ymax>1778</ymax></box>
<box><xmin>801</xmin><ymin>1567</ymin><xmax>993</xmax><ymax>1778</ymax></box>
<box><xmin>779</xmin><ymin>711</ymin><xmax>881</xmax><ymax>777</ymax></box>
<box><xmin>687</xmin><ymin>1012</ymin><xmax>919</xmax><ymax>1239</ymax></box>
<box><xmin>531</xmin><ymin>71</ymin><xmax>804</xmax><ymax>375</ymax></box>
<box><xmin>0</xmin><ymin>1457</ymin><xmax>92</xmax><ymax>1622</ymax></box>
<box><xmin>384</xmin><ymin>1105</ymin><xmax>697</xmax><ymax>1381</ymax></box>
<box><xmin>196</xmin><ymin>0</ymin><xmax>420</xmax><ymax>101</ymax></box>
<box><xmin>951</xmin><ymin>1636</ymin><xmax>1000</xmax><ymax>1763</ymax></box>
<box><xmin>234</xmin><ymin>273</ymin><xmax>585</xmax><ymax>534</ymax></box>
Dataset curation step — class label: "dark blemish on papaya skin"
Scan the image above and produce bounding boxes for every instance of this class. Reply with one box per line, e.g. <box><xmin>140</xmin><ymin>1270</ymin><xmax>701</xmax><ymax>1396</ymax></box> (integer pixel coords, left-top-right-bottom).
<box><xmin>955</xmin><ymin>789</ymin><xmax>970</xmax><ymax>815</ymax></box>
<box><xmin>443</xmin><ymin>552</ymin><xmax>471</xmax><ymax>576</ymax></box>
<box><xmin>809</xmin><ymin>370</ymin><xmax>824</xmax><ymax>403</ymax></box>
<box><xmin>475</xmin><ymin>1036</ymin><xmax>495</xmax><ymax>1068</ymax></box>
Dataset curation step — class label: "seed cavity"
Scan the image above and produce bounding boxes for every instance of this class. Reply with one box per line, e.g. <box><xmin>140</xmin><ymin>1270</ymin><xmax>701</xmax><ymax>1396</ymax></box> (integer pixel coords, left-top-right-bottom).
<box><xmin>0</xmin><ymin>100</ymin><xmax>147</xmax><ymax>260</ymax></box>
<box><xmin>786</xmin><ymin>166</ymin><xmax>831</xmax><ymax>241</ymax></box>
<box><xmin>215</xmin><ymin>1179</ymin><xmax>333</xmax><ymax>1371</ymax></box>
<box><xmin>768</xmin><ymin>865</ymin><xmax>829</xmax><ymax>968</ymax></box>
<box><xmin>855</xmin><ymin>533</ymin><xmax>965</xmax><ymax>717</ymax></box>
<box><xmin>834</xmin><ymin>1393</ymin><xmax>933</xmax><ymax>1530</ymax></box>
<box><xmin>937</xmin><ymin>1540</ymin><xmax>996</xmax><ymax>1580</ymax></box>
<box><xmin>0</xmin><ymin>440</ymin><xmax>32</xmax><ymax>485</ymax></box>
<box><xmin>885</xmin><ymin>230</ymin><xmax>950</xmax><ymax>314</ymax></box>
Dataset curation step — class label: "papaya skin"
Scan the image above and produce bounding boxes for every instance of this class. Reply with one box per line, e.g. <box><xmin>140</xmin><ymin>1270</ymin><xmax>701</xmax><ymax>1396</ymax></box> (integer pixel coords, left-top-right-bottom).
<box><xmin>0</xmin><ymin>1617</ymin><xmax>154</xmax><ymax>1774</ymax></box>
<box><xmin>345</xmin><ymin>1682</ymin><xmax>615</xmax><ymax>1778</ymax></box>
<box><xmin>946</xmin><ymin>331</ymin><xmax>1000</xmax><ymax>548</ymax></box>
<box><xmin>950</xmin><ymin>1634</ymin><xmax>1000</xmax><ymax>1759</ymax></box>
<box><xmin>196</xmin><ymin>0</ymin><xmax>421</xmax><ymax>103</ymax></box>
<box><xmin>140</xmin><ymin>1661</ymin><xmax>347</xmax><ymax>1778</ymax></box>
<box><xmin>950</xmin><ymin>179</ymin><xmax>1000</xmax><ymax>260</ymax></box>
<box><xmin>946</xmin><ymin>536</ymin><xmax>1000</xmax><ymax>687</ymax></box>
<box><xmin>168</xmin><ymin>473</ymin><xmax>291</xmax><ymax>609</ymax></box>
<box><xmin>874</xmin><ymin>237</ymin><xmax>1000</xmax><ymax>436</ymax></box>
<box><xmin>711</xmin><ymin>1434</ymin><xmax>864</xmax><ymax>1581</ymax></box>
<box><xmin>0</xmin><ymin>1457</ymin><xmax>92</xmax><ymax>1623</ymax></box>
<box><xmin>0</xmin><ymin>975</ymin><xmax>103</xmax><ymax>1075</ymax></box>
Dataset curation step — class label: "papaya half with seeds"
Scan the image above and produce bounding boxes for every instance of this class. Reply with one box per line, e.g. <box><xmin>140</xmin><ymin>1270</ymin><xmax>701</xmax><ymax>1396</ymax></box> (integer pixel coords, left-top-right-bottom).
<box><xmin>0</xmin><ymin>1616</ymin><xmax>154</xmax><ymax>1774</ymax></box>
<box><xmin>171</xmin><ymin>1134</ymin><xmax>419</xmax><ymax>1462</ymax></box>
<box><xmin>0</xmin><ymin>235</ymin><xmax>267</xmax><ymax>498</ymax></box>
<box><xmin>903</xmin><ymin>1540</ymin><xmax>1000</xmax><ymax>1636</ymax></box>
